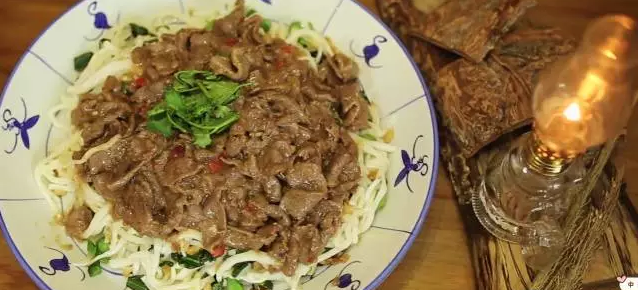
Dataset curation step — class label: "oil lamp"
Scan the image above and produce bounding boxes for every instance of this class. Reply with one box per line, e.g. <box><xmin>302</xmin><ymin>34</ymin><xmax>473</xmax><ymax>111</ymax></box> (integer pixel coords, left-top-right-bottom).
<box><xmin>472</xmin><ymin>15</ymin><xmax>638</xmax><ymax>268</ymax></box>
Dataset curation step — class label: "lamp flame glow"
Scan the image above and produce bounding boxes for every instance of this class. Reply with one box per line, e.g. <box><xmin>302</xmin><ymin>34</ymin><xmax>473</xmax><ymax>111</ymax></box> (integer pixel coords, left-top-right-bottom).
<box><xmin>563</xmin><ymin>103</ymin><xmax>581</xmax><ymax>121</ymax></box>
<box><xmin>532</xmin><ymin>15</ymin><xmax>638</xmax><ymax>156</ymax></box>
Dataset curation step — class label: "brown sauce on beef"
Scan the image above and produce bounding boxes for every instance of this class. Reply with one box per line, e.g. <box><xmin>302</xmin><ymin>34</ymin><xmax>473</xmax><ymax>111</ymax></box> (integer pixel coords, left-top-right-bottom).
<box><xmin>66</xmin><ymin>1</ymin><xmax>369</xmax><ymax>276</ymax></box>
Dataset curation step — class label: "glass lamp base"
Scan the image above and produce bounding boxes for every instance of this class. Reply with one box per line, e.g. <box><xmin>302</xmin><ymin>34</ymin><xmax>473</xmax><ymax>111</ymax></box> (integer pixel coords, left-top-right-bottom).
<box><xmin>471</xmin><ymin>133</ymin><xmax>585</xmax><ymax>268</ymax></box>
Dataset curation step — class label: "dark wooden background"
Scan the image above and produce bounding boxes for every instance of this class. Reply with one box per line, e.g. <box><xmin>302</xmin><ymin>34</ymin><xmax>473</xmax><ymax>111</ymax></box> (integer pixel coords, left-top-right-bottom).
<box><xmin>0</xmin><ymin>0</ymin><xmax>637</xmax><ymax>289</ymax></box>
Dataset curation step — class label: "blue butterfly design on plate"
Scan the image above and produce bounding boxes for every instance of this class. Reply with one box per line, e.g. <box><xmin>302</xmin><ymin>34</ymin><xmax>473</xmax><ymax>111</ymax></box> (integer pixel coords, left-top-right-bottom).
<box><xmin>2</xmin><ymin>98</ymin><xmax>40</xmax><ymax>154</ymax></box>
<box><xmin>394</xmin><ymin>135</ymin><xmax>430</xmax><ymax>193</ymax></box>
<box><xmin>260</xmin><ymin>0</ymin><xmax>273</xmax><ymax>4</ymax></box>
<box><xmin>84</xmin><ymin>1</ymin><xmax>119</xmax><ymax>41</ymax></box>
<box><xmin>324</xmin><ymin>261</ymin><xmax>361</xmax><ymax>290</ymax></box>
<box><xmin>350</xmin><ymin>35</ymin><xmax>388</xmax><ymax>68</ymax></box>
<box><xmin>39</xmin><ymin>247</ymin><xmax>86</xmax><ymax>281</ymax></box>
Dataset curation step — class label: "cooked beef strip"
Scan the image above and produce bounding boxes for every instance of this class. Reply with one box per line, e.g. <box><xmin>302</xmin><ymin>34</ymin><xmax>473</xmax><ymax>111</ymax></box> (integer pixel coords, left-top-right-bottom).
<box><xmin>68</xmin><ymin>2</ymin><xmax>369</xmax><ymax>276</ymax></box>
<box><xmin>65</xmin><ymin>205</ymin><xmax>94</xmax><ymax>239</ymax></box>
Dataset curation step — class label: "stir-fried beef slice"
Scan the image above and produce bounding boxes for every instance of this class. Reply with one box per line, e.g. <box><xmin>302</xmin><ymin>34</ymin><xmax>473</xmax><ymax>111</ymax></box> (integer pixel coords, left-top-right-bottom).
<box><xmin>279</xmin><ymin>225</ymin><xmax>323</xmax><ymax>276</ymax></box>
<box><xmin>336</xmin><ymin>82</ymin><xmax>370</xmax><ymax>131</ymax></box>
<box><xmin>259</xmin><ymin>140</ymin><xmax>296</xmax><ymax>176</ymax></box>
<box><xmin>145</xmin><ymin>41</ymin><xmax>181</xmax><ymax>78</ymax></box>
<box><xmin>307</xmin><ymin>200</ymin><xmax>343</xmax><ymax>242</ymax></box>
<box><xmin>212</xmin><ymin>0</ymin><xmax>245</xmax><ymax>38</ymax></box>
<box><xmin>117</xmin><ymin>169</ymin><xmax>176</xmax><ymax>237</ymax></box>
<box><xmin>72</xmin><ymin>90</ymin><xmax>134</xmax><ymax>147</ymax></box>
<box><xmin>292</xmin><ymin>225</ymin><xmax>324</xmax><ymax>264</ymax></box>
<box><xmin>65</xmin><ymin>205</ymin><xmax>94</xmax><ymax>239</ymax></box>
<box><xmin>280</xmin><ymin>189</ymin><xmax>326</xmax><ymax>221</ymax></box>
<box><xmin>327</xmin><ymin>53</ymin><xmax>360</xmax><ymax>83</ymax></box>
<box><xmin>209</xmin><ymin>46</ymin><xmax>263</xmax><ymax>81</ymax></box>
<box><xmin>325</xmin><ymin>133</ymin><xmax>361</xmax><ymax>187</ymax></box>
<box><xmin>239</xmin><ymin>15</ymin><xmax>267</xmax><ymax>45</ymax></box>
<box><xmin>85</xmin><ymin>139</ymin><xmax>130</xmax><ymax>176</ymax></box>
<box><xmin>130</xmin><ymin>79</ymin><xmax>168</xmax><ymax>110</ymax></box>
<box><xmin>224</xmin><ymin>226</ymin><xmax>267</xmax><ymax>250</ymax></box>
<box><xmin>256</xmin><ymin>223</ymin><xmax>281</xmax><ymax>246</ymax></box>
<box><xmin>285</xmin><ymin>162</ymin><xmax>328</xmax><ymax>192</ymax></box>
<box><xmin>68</xmin><ymin>1</ymin><xmax>369</xmax><ymax>277</ymax></box>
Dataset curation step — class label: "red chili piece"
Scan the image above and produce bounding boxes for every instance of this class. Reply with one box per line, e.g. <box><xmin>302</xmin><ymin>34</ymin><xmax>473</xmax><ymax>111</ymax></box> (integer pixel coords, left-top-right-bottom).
<box><xmin>208</xmin><ymin>156</ymin><xmax>224</xmax><ymax>173</ymax></box>
<box><xmin>225</xmin><ymin>38</ymin><xmax>239</xmax><ymax>46</ymax></box>
<box><xmin>134</xmin><ymin>77</ymin><xmax>147</xmax><ymax>88</ymax></box>
<box><xmin>170</xmin><ymin>145</ymin><xmax>185</xmax><ymax>159</ymax></box>
<box><xmin>281</xmin><ymin>45</ymin><xmax>294</xmax><ymax>54</ymax></box>
<box><xmin>211</xmin><ymin>245</ymin><xmax>226</xmax><ymax>258</ymax></box>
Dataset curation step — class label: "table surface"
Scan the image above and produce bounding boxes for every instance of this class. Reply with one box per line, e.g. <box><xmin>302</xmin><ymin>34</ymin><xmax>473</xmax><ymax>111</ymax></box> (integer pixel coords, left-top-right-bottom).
<box><xmin>1</xmin><ymin>0</ymin><xmax>637</xmax><ymax>289</ymax></box>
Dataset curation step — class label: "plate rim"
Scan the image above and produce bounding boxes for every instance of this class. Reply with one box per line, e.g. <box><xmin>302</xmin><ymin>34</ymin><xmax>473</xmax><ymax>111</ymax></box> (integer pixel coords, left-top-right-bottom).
<box><xmin>0</xmin><ymin>0</ymin><xmax>440</xmax><ymax>289</ymax></box>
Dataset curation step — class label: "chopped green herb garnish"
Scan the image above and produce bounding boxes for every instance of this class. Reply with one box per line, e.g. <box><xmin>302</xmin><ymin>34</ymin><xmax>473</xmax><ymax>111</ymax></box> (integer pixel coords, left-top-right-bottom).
<box><xmin>211</xmin><ymin>282</ymin><xmax>224</xmax><ymax>290</ymax></box>
<box><xmin>308</xmin><ymin>22</ymin><xmax>315</xmax><ymax>30</ymax></box>
<box><xmin>73</xmin><ymin>52</ymin><xmax>93</xmax><ymax>72</ymax></box>
<box><xmin>88</xmin><ymin>262</ymin><xmax>102</xmax><ymax>277</ymax></box>
<box><xmin>130</xmin><ymin>23</ymin><xmax>151</xmax><ymax>37</ymax></box>
<box><xmin>255</xmin><ymin>281</ymin><xmax>274</xmax><ymax>290</ymax></box>
<box><xmin>87</xmin><ymin>240</ymin><xmax>97</xmax><ymax>257</ymax></box>
<box><xmin>298</xmin><ymin>37</ymin><xmax>311</xmax><ymax>49</ymax></box>
<box><xmin>288</xmin><ymin>21</ymin><xmax>303</xmax><ymax>34</ymax></box>
<box><xmin>121</xmin><ymin>81</ymin><xmax>133</xmax><ymax>96</ymax></box>
<box><xmin>360</xmin><ymin>133</ymin><xmax>377</xmax><ymax>141</ymax></box>
<box><xmin>261</xmin><ymin>19</ymin><xmax>272</xmax><ymax>32</ymax></box>
<box><xmin>146</xmin><ymin>70</ymin><xmax>244</xmax><ymax>148</ymax></box>
<box><xmin>377</xmin><ymin>194</ymin><xmax>388</xmax><ymax>211</ymax></box>
<box><xmin>170</xmin><ymin>249</ymin><xmax>215</xmax><ymax>269</ymax></box>
<box><xmin>127</xmin><ymin>275</ymin><xmax>150</xmax><ymax>290</ymax></box>
<box><xmin>96</xmin><ymin>237</ymin><xmax>110</xmax><ymax>255</ymax></box>
<box><xmin>205</xmin><ymin>20</ymin><xmax>215</xmax><ymax>31</ymax></box>
<box><xmin>246</xmin><ymin>8</ymin><xmax>257</xmax><ymax>17</ymax></box>
<box><xmin>232</xmin><ymin>262</ymin><xmax>250</xmax><ymax>277</ymax></box>
<box><xmin>226</xmin><ymin>278</ymin><xmax>244</xmax><ymax>290</ymax></box>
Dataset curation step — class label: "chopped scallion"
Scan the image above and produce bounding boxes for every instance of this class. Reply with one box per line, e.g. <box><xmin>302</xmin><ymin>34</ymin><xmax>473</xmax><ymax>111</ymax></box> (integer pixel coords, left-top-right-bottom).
<box><xmin>360</xmin><ymin>133</ymin><xmax>377</xmax><ymax>141</ymax></box>
<box><xmin>232</xmin><ymin>262</ymin><xmax>250</xmax><ymax>277</ymax></box>
<box><xmin>288</xmin><ymin>21</ymin><xmax>303</xmax><ymax>34</ymax></box>
<box><xmin>261</xmin><ymin>19</ymin><xmax>272</xmax><ymax>32</ymax></box>
<box><xmin>130</xmin><ymin>23</ymin><xmax>151</xmax><ymax>37</ymax></box>
<box><xmin>73</xmin><ymin>52</ymin><xmax>93</xmax><ymax>72</ymax></box>
<box><xmin>211</xmin><ymin>282</ymin><xmax>223</xmax><ymax>290</ymax></box>
<box><xmin>96</xmin><ymin>237</ymin><xmax>110</xmax><ymax>255</ymax></box>
<box><xmin>205</xmin><ymin>20</ymin><xmax>215</xmax><ymax>31</ymax></box>
<box><xmin>377</xmin><ymin>194</ymin><xmax>388</xmax><ymax>211</ymax></box>
<box><xmin>127</xmin><ymin>275</ymin><xmax>150</xmax><ymax>290</ymax></box>
<box><xmin>88</xmin><ymin>262</ymin><xmax>102</xmax><ymax>277</ymax></box>
<box><xmin>226</xmin><ymin>278</ymin><xmax>244</xmax><ymax>290</ymax></box>
<box><xmin>87</xmin><ymin>240</ymin><xmax>97</xmax><ymax>257</ymax></box>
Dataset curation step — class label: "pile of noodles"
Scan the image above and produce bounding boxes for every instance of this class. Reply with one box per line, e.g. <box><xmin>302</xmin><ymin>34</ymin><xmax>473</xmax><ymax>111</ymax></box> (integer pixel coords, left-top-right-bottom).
<box><xmin>34</xmin><ymin>7</ymin><xmax>395</xmax><ymax>290</ymax></box>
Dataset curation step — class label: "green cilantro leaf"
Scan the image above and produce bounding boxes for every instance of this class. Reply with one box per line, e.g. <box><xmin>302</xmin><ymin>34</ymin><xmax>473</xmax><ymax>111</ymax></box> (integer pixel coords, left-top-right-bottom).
<box><xmin>145</xmin><ymin>70</ymin><xmax>244</xmax><ymax>148</ymax></box>
<box><xmin>147</xmin><ymin>115</ymin><xmax>173</xmax><ymax>137</ymax></box>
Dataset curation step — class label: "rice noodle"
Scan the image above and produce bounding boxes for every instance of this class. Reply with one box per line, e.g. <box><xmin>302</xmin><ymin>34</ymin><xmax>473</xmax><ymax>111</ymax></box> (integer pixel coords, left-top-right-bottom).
<box><xmin>34</xmin><ymin>8</ymin><xmax>395</xmax><ymax>290</ymax></box>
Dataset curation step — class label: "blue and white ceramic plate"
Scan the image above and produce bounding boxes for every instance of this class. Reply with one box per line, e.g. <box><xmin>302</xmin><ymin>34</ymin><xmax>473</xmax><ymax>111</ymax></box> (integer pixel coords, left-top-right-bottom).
<box><xmin>0</xmin><ymin>0</ymin><xmax>438</xmax><ymax>289</ymax></box>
